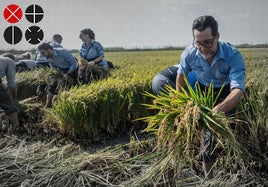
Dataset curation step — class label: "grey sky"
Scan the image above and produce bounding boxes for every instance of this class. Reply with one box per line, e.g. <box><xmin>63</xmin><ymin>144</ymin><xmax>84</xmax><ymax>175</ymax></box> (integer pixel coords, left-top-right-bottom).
<box><xmin>0</xmin><ymin>0</ymin><xmax>267</xmax><ymax>50</ymax></box>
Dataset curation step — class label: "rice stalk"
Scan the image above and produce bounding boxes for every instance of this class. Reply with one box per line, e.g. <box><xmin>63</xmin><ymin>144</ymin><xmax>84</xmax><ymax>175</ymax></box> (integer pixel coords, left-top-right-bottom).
<box><xmin>136</xmin><ymin>78</ymin><xmax>248</xmax><ymax>185</ymax></box>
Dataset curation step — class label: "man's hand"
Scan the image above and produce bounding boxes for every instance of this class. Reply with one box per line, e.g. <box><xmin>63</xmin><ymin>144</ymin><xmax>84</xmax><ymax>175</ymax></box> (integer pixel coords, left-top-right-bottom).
<box><xmin>176</xmin><ymin>74</ymin><xmax>186</xmax><ymax>92</ymax></box>
<box><xmin>213</xmin><ymin>88</ymin><xmax>244</xmax><ymax>114</ymax></box>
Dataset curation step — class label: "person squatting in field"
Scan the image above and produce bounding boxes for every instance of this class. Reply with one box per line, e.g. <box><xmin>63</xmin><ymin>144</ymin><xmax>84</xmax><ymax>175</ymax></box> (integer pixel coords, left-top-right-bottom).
<box><xmin>38</xmin><ymin>42</ymin><xmax>78</xmax><ymax>108</ymax></box>
<box><xmin>152</xmin><ymin>64</ymin><xmax>197</xmax><ymax>95</ymax></box>
<box><xmin>176</xmin><ymin>15</ymin><xmax>246</xmax><ymax>179</ymax></box>
<box><xmin>0</xmin><ymin>56</ymin><xmax>20</xmax><ymax>130</ymax></box>
<box><xmin>78</xmin><ymin>28</ymin><xmax>114</xmax><ymax>83</ymax></box>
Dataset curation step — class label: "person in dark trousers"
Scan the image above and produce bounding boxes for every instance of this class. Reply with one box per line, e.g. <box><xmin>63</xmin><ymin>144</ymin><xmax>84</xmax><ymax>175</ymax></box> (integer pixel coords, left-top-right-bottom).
<box><xmin>176</xmin><ymin>15</ymin><xmax>246</xmax><ymax>179</ymax></box>
<box><xmin>152</xmin><ymin>65</ymin><xmax>196</xmax><ymax>95</ymax></box>
<box><xmin>38</xmin><ymin>42</ymin><xmax>78</xmax><ymax>107</ymax></box>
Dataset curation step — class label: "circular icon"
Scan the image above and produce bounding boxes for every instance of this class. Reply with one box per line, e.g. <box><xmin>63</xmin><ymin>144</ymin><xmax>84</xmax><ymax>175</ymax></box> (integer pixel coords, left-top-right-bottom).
<box><xmin>4</xmin><ymin>26</ymin><xmax>23</xmax><ymax>44</ymax></box>
<box><xmin>25</xmin><ymin>26</ymin><xmax>44</xmax><ymax>44</ymax></box>
<box><xmin>25</xmin><ymin>4</ymin><xmax>44</xmax><ymax>23</ymax></box>
<box><xmin>3</xmin><ymin>4</ymin><xmax>23</xmax><ymax>23</ymax></box>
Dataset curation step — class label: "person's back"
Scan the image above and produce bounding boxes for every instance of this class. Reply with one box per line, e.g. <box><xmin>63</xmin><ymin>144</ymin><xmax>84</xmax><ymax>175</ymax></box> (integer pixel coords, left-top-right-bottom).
<box><xmin>1</xmin><ymin>53</ymin><xmax>16</xmax><ymax>61</ymax></box>
<box><xmin>0</xmin><ymin>56</ymin><xmax>16</xmax><ymax>86</ymax></box>
<box><xmin>47</xmin><ymin>48</ymin><xmax>77</xmax><ymax>71</ymax></box>
<box><xmin>16</xmin><ymin>60</ymin><xmax>37</xmax><ymax>72</ymax></box>
<box><xmin>0</xmin><ymin>56</ymin><xmax>19</xmax><ymax>129</ymax></box>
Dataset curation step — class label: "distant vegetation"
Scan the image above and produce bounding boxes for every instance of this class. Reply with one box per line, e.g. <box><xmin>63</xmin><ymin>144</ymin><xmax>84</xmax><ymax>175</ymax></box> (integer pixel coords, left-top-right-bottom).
<box><xmin>1</xmin><ymin>43</ymin><xmax>267</xmax><ymax>55</ymax></box>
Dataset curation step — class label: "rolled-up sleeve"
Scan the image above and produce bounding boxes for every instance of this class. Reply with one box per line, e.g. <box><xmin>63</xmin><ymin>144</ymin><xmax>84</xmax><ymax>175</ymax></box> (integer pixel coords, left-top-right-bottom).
<box><xmin>63</xmin><ymin>51</ymin><xmax>78</xmax><ymax>71</ymax></box>
<box><xmin>7</xmin><ymin>60</ymin><xmax>16</xmax><ymax>88</ymax></box>
<box><xmin>95</xmin><ymin>42</ymin><xmax>105</xmax><ymax>57</ymax></box>
<box><xmin>229</xmin><ymin>52</ymin><xmax>246</xmax><ymax>91</ymax></box>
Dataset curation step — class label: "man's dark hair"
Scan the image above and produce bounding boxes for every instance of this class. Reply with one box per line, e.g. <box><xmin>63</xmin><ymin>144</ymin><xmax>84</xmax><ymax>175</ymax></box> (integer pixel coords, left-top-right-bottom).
<box><xmin>80</xmin><ymin>28</ymin><xmax>95</xmax><ymax>40</ymax></box>
<box><xmin>52</xmin><ymin>34</ymin><xmax>63</xmax><ymax>43</ymax></box>
<box><xmin>38</xmin><ymin>42</ymin><xmax>53</xmax><ymax>51</ymax></box>
<box><xmin>192</xmin><ymin>15</ymin><xmax>218</xmax><ymax>37</ymax></box>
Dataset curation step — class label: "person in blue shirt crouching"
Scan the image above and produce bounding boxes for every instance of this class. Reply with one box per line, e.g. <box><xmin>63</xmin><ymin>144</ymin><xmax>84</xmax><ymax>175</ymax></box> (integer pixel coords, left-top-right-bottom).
<box><xmin>38</xmin><ymin>43</ymin><xmax>78</xmax><ymax>107</ymax></box>
<box><xmin>176</xmin><ymin>15</ymin><xmax>246</xmax><ymax>179</ymax></box>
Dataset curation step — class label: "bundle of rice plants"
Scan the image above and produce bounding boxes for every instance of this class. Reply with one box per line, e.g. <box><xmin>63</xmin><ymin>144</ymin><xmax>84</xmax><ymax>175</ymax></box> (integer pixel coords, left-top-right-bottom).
<box><xmin>135</xmin><ymin>78</ymin><xmax>248</xmax><ymax>184</ymax></box>
<box><xmin>77</xmin><ymin>58</ymin><xmax>109</xmax><ymax>84</ymax></box>
<box><xmin>36</xmin><ymin>67</ymin><xmax>63</xmax><ymax>84</ymax></box>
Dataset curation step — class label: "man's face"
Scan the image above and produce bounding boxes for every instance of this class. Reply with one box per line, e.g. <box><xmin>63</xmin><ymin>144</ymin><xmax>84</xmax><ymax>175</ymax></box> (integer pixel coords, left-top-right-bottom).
<box><xmin>193</xmin><ymin>27</ymin><xmax>218</xmax><ymax>60</ymax></box>
<box><xmin>39</xmin><ymin>49</ymin><xmax>53</xmax><ymax>58</ymax></box>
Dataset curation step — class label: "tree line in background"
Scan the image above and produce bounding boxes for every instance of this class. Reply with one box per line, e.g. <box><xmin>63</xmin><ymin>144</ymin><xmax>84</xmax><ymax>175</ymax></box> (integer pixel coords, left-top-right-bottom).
<box><xmin>1</xmin><ymin>43</ymin><xmax>268</xmax><ymax>55</ymax></box>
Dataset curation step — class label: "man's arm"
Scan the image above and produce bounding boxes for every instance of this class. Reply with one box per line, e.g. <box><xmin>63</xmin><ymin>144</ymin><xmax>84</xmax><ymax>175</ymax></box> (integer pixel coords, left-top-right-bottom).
<box><xmin>63</xmin><ymin>50</ymin><xmax>78</xmax><ymax>74</ymax></box>
<box><xmin>88</xmin><ymin>42</ymin><xmax>105</xmax><ymax>65</ymax></box>
<box><xmin>9</xmin><ymin>87</ymin><xmax>17</xmax><ymax>102</ymax></box>
<box><xmin>176</xmin><ymin>74</ymin><xmax>186</xmax><ymax>92</ymax></box>
<box><xmin>213</xmin><ymin>88</ymin><xmax>244</xmax><ymax>114</ymax></box>
<box><xmin>6</xmin><ymin>59</ymin><xmax>17</xmax><ymax>102</ymax></box>
<box><xmin>214</xmin><ymin>48</ymin><xmax>246</xmax><ymax>114</ymax></box>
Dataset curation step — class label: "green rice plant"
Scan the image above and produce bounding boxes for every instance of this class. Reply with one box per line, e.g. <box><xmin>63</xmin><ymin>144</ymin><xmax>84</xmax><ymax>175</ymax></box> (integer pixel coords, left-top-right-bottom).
<box><xmin>237</xmin><ymin>82</ymin><xmax>268</xmax><ymax>173</ymax></box>
<box><xmin>135</xmin><ymin>78</ymin><xmax>247</xmax><ymax>184</ymax></box>
<box><xmin>15</xmin><ymin>71</ymin><xmax>39</xmax><ymax>100</ymax></box>
<box><xmin>15</xmin><ymin>68</ymin><xmax>64</xmax><ymax>100</ymax></box>
<box><xmin>36</xmin><ymin>67</ymin><xmax>63</xmax><ymax>83</ymax></box>
<box><xmin>52</xmin><ymin>79</ymin><xmax>153</xmax><ymax>142</ymax></box>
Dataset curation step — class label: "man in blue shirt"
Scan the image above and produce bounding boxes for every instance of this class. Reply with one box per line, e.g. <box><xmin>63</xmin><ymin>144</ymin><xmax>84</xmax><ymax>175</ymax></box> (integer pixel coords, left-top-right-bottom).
<box><xmin>38</xmin><ymin>42</ymin><xmax>78</xmax><ymax>107</ymax></box>
<box><xmin>176</xmin><ymin>15</ymin><xmax>246</xmax><ymax>179</ymax></box>
<box><xmin>35</xmin><ymin>34</ymin><xmax>63</xmax><ymax>68</ymax></box>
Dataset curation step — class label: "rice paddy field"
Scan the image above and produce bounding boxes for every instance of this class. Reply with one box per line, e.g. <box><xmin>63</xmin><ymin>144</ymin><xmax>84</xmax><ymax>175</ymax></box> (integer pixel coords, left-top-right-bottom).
<box><xmin>0</xmin><ymin>48</ymin><xmax>267</xmax><ymax>186</ymax></box>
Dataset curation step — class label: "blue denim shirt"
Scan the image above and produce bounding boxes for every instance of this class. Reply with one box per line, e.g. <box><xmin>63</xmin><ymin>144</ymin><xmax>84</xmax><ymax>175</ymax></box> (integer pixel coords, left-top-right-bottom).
<box><xmin>47</xmin><ymin>48</ymin><xmax>77</xmax><ymax>71</ymax></box>
<box><xmin>35</xmin><ymin>41</ymin><xmax>63</xmax><ymax>63</ymax></box>
<box><xmin>177</xmin><ymin>41</ymin><xmax>246</xmax><ymax>91</ymax></box>
<box><xmin>79</xmin><ymin>40</ymin><xmax>107</xmax><ymax>68</ymax></box>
